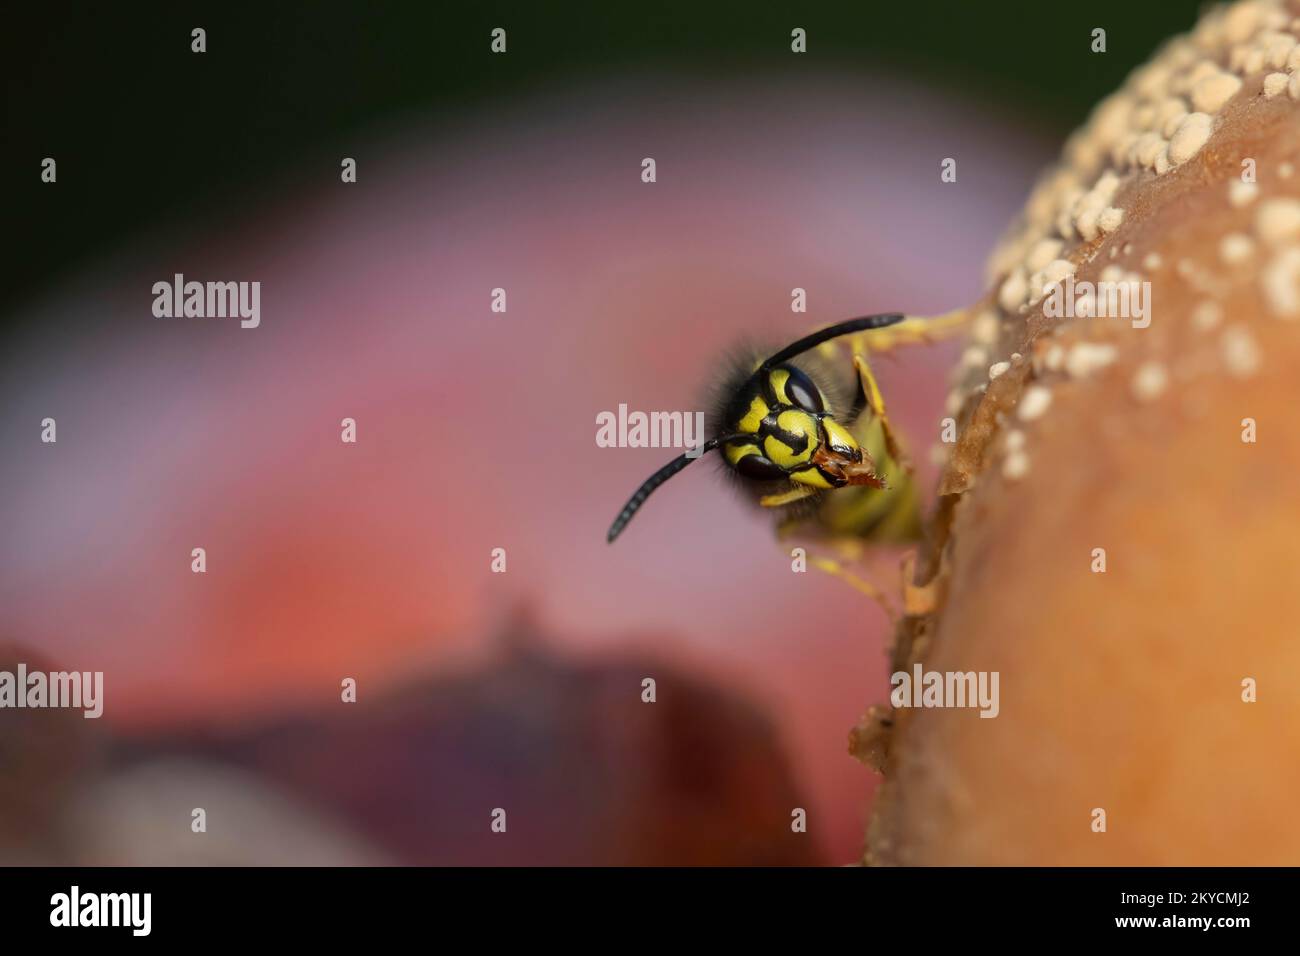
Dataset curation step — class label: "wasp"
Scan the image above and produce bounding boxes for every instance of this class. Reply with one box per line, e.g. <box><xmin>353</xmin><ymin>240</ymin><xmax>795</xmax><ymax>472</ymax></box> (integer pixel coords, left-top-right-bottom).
<box><xmin>606</xmin><ymin>311</ymin><xmax>967</xmax><ymax>612</ymax></box>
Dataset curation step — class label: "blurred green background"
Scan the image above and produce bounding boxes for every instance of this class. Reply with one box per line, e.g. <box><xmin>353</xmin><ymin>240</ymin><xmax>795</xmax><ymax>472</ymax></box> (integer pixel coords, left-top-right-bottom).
<box><xmin>7</xmin><ymin>0</ymin><xmax>1204</xmax><ymax>316</ymax></box>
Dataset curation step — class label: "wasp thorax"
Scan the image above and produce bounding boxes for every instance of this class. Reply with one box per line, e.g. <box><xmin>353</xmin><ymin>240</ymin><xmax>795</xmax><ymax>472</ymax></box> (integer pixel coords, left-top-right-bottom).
<box><xmin>721</xmin><ymin>363</ymin><xmax>877</xmax><ymax>490</ymax></box>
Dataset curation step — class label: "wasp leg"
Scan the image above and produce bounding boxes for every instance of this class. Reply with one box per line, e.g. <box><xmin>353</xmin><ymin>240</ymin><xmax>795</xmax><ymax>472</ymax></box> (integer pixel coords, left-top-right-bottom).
<box><xmin>852</xmin><ymin>353</ymin><xmax>909</xmax><ymax>470</ymax></box>
<box><xmin>760</xmin><ymin>486</ymin><xmax>819</xmax><ymax>508</ymax></box>
<box><xmin>863</xmin><ymin>308</ymin><xmax>972</xmax><ymax>355</ymax></box>
<box><xmin>808</xmin><ymin>554</ymin><xmax>898</xmax><ymax>623</ymax></box>
<box><xmin>814</xmin><ymin>309</ymin><xmax>971</xmax><ymax>364</ymax></box>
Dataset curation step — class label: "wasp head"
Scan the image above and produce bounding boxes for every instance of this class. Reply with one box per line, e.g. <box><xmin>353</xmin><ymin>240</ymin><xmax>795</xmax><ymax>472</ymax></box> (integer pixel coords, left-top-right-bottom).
<box><xmin>606</xmin><ymin>314</ymin><xmax>908</xmax><ymax>543</ymax></box>
<box><xmin>720</xmin><ymin>363</ymin><xmax>883</xmax><ymax>490</ymax></box>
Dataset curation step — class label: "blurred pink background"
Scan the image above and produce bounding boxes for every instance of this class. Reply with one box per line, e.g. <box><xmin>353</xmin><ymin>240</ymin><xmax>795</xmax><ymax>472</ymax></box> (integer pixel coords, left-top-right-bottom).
<box><xmin>0</xmin><ymin>73</ymin><xmax>1051</xmax><ymax>862</ymax></box>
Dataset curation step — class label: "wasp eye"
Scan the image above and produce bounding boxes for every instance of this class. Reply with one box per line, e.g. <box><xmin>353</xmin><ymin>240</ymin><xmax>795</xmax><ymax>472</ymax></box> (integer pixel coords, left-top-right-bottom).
<box><xmin>781</xmin><ymin>365</ymin><xmax>824</xmax><ymax>413</ymax></box>
<box><xmin>734</xmin><ymin>453</ymin><xmax>787</xmax><ymax>481</ymax></box>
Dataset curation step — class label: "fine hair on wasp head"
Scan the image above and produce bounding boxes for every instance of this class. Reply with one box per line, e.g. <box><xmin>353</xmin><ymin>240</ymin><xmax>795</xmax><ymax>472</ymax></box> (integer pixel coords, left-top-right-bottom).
<box><xmin>606</xmin><ymin>314</ymin><xmax>906</xmax><ymax>543</ymax></box>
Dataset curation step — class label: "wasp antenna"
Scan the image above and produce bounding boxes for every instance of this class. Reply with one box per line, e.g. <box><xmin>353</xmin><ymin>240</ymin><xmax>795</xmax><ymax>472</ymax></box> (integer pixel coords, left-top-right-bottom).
<box><xmin>759</xmin><ymin>313</ymin><xmax>906</xmax><ymax>371</ymax></box>
<box><xmin>607</xmin><ymin>439</ymin><xmax>724</xmax><ymax>543</ymax></box>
